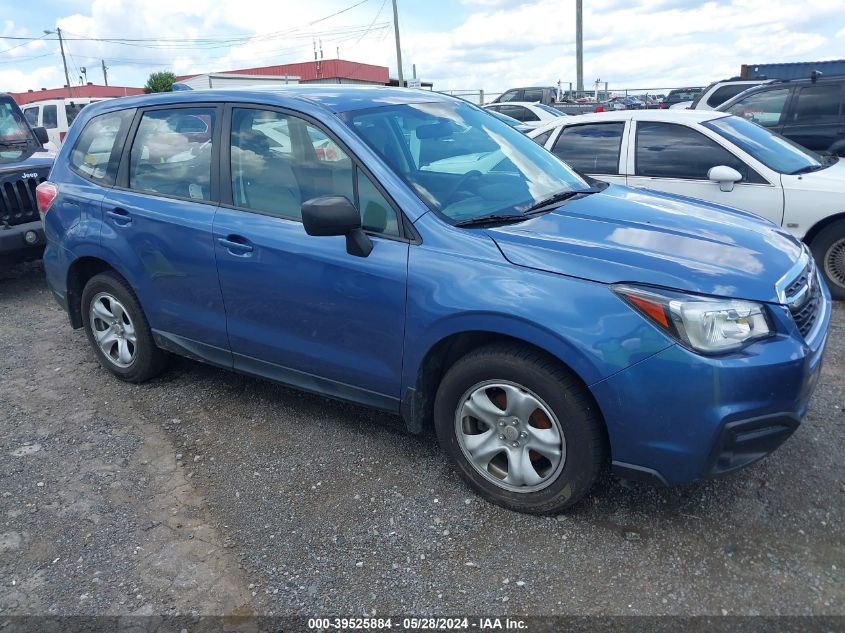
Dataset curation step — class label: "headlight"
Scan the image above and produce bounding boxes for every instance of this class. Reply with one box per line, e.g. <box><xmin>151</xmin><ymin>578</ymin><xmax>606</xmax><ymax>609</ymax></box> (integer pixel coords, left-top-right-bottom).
<box><xmin>612</xmin><ymin>284</ymin><xmax>773</xmax><ymax>354</ymax></box>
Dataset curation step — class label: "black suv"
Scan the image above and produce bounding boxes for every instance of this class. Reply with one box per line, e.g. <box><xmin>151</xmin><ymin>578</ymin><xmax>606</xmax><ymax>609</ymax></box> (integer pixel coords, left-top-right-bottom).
<box><xmin>718</xmin><ymin>74</ymin><xmax>845</xmax><ymax>156</ymax></box>
<box><xmin>659</xmin><ymin>87</ymin><xmax>703</xmax><ymax>108</ymax></box>
<box><xmin>0</xmin><ymin>94</ymin><xmax>53</xmax><ymax>265</ymax></box>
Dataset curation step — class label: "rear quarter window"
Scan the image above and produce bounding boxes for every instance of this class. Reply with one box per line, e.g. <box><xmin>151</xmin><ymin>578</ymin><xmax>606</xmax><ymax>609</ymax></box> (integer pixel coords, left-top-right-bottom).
<box><xmin>69</xmin><ymin>109</ymin><xmax>135</xmax><ymax>185</ymax></box>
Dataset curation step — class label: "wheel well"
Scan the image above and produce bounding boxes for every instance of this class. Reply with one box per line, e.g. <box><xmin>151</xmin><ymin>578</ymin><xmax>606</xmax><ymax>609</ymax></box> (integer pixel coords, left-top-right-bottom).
<box><xmin>803</xmin><ymin>212</ymin><xmax>845</xmax><ymax>246</ymax></box>
<box><xmin>66</xmin><ymin>257</ymin><xmax>116</xmax><ymax>328</ymax></box>
<box><xmin>405</xmin><ymin>331</ymin><xmax>609</xmax><ymax>451</ymax></box>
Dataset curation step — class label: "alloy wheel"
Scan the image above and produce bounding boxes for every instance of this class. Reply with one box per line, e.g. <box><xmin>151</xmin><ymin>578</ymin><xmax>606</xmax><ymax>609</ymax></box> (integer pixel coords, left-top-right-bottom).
<box><xmin>89</xmin><ymin>292</ymin><xmax>137</xmax><ymax>368</ymax></box>
<box><xmin>454</xmin><ymin>381</ymin><xmax>566</xmax><ymax>493</ymax></box>
<box><xmin>824</xmin><ymin>237</ymin><xmax>845</xmax><ymax>290</ymax></box>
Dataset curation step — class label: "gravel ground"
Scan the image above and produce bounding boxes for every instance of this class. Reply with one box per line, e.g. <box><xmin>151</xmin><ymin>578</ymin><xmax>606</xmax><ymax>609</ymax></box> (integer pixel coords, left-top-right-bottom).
<box><xmin>1</xmin><ymin>260</ymin><xmax>843</xmax><ymax>617</ymax></box>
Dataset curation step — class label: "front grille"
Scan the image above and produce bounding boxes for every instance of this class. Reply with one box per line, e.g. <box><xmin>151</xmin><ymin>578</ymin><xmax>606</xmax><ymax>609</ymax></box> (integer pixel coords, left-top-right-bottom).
<box><xmin>784</xmin><ymin>260</ymin><xmax>822</xmax><ymax>339</ymax></box>
<box><xmin>0</xmin><ymin>176</ymin><xmax>46</xmax><ymax>228</ymax></box>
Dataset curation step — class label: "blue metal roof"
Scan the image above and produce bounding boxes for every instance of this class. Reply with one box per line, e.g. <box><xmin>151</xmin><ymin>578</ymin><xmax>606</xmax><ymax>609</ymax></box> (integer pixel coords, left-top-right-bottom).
<box><xmin>745</xmin><ymin>60</ymin><xmax>845</xmax><ymax>80</ymax></box>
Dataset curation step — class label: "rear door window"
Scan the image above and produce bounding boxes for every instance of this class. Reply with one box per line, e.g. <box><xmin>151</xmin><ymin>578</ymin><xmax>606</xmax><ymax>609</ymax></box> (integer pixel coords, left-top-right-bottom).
<box><xmin>23</xmin><ymin>108</ymin><xmax>38</xmax><ymax>126</ymax></box>
<box><xmin>517</xmin><ymin>106</ymin><xmax>540</xmax><ymax>122</ymax></box>
<box><xmin>498</xmin><ymin>90</ymin><xmax>521</xmax><ymax>103</ymax></box>
<box><xmin>42</xmin><ymin>105</ymin><xmax>58</xmax><ymax>129</ymax></box>
<box><xmin>128</xmin><ymin>108</ymin><xmax>216</xmax><ymax>201</ymax></box>
<box><xmin>69</xmin><ymin>109</ymin><xmax>135</xmax><ymax>185</ymax></box>
<box><xmin>790</xmin><ymin>84</ymin><xmax>843</xmax><ymax>124</ymax></box>
<box><xmin>522</xmin><ymin>89</ymin><xmax>543</xmax><ymax>103</ymax></box>
<box><xmin>551</xmin><ymin>122</ymin><xmax>624</xmax><ymax>174</ymax></box>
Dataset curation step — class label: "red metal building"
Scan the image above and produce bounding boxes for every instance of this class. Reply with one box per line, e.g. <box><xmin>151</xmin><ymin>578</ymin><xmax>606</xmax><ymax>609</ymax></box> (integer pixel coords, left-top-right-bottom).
<box><xmin>9</xmin><ymin>84</ymin><xmax>144</xmax><ymax>105</ymax></box>
<box><xmin>177</xmin><ymin>59</ymin><xmax>389</xmax><ymax>85</ymax></box>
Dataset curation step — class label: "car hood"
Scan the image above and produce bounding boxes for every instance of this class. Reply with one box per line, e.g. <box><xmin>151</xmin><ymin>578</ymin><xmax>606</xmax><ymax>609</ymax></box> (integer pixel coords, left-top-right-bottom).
<box><xmin>781</xmin><ymin>156</ymin><xmax>845</xmax><ymax>192</ymax></box>
<box><xmin>487</xmin><ymin>185</ymin><xmax>803</xmax><ymax>303</ymax></box>
<box><xmin>0</xmin><ymin>145</ymin><xmax>54</xmax><ymax>175</ymax></box>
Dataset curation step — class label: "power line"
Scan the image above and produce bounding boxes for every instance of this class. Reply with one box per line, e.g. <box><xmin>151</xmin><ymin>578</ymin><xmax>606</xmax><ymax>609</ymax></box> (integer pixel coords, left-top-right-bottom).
<box><xmin>0</xmin><ymin>0</ymin><xmax>373</xmax><ymax>48</ymax></box>
<box><xmin>349</xmin><ymin>0</ymin><xmax>388</xmax><ymax>50</ymax></box>
<box><xmin>0</xmin><ymin>32</ymin><xmax>49</xmax><ymax>54</ymax></box>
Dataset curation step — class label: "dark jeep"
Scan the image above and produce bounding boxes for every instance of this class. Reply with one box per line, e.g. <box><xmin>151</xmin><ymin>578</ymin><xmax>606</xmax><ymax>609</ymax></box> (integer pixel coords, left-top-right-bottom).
<box><xmin>0</xmin><ymin>93</ymin><xmax>53</xmax><ymax>265</ymax></box>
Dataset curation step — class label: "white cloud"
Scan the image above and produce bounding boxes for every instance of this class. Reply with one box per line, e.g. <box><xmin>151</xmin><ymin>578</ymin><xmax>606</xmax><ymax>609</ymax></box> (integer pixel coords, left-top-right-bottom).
<box><xmin>2</xmin><ymin>0</ymin><xmax>843</xmax><ymax>96</ymax></box>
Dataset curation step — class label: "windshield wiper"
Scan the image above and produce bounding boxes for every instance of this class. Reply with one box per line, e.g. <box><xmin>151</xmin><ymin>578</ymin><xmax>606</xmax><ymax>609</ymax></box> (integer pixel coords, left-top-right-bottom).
<box><xmin>0</xmin><ymin>139</ymin><xmax>29</xmax><ymax>147</ymax></box>
<box><xmin>789</xmin><ymin>164</ymin><xmax>826</xmax><ymax>175</ymax></box>
<box><xmin>453</xmin><ymin>213</ymin><xmax>528</xmax><ymax>228</ymax></box>
<box><xmin>523</xmin><ymin>187</ymin><xmax>601</xmax><ymax>213</ymax></box>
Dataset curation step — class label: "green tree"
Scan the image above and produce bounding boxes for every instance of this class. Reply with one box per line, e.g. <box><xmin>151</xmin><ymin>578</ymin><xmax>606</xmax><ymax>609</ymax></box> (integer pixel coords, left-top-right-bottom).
<box><xmin>144</xmin><ymin>71</ymin><xmax>176</xmax><ymax>93</ymax></box>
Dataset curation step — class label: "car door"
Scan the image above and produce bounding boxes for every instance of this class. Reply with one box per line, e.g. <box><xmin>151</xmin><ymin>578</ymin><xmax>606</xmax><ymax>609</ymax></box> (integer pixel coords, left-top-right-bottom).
<box><xmin>546</xmin><ymin>121</ymin><xmax>627</xmax><ymax>185</ymax></box>
<box><xmin>780</xmin><ymin>82</ymin><xmax>845</xmax><ymax>155</ymax></box>
<box><xmin>41</xmin><ymin>104</ymin><xmax>61</xmax><ymax>147</ymax></box>
<box><xmin>101</xmin><ymin>104</ymin><xmax>230</xmax><ymax>354</ymax></box>
<box><xmin>625</xmin><ymin>120</ymin><xmax>784</xmax><ymax>225</ymax></box>
<box><xmin>212</xmin><ymin>106</ymin><xmax>409</xmax><ymax>405</ymax></box>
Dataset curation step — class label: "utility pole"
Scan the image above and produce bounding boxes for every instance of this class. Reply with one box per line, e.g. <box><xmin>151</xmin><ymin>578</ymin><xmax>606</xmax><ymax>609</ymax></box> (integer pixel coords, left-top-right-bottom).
<box><xmin>576</xmin><ymin>0</ymin><xmax>583</xmax><ymax>95</ymax></box>
<box><xmin>101</xmin><ymin>59</ymin><xmax>109</xmax><ymax>86</ymax></box>
<box><xmin>56</xmin><ymin>27</ymin><xmax>72</xmax><ymax>97</ymax></box>
<box><xmin>392</xmin><ymin>0</ymin><xmax>404</xmax><ymax>86</ymax></box>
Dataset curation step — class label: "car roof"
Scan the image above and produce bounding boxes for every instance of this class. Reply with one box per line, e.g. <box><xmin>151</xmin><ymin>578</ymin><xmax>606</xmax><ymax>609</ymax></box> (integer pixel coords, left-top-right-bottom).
<box><xmin>485</xmin><ymin>101</ymin><xmax>544</xmax><ymax>108</ymax></box>
<box><xmin>77</xmin><ymin>85</ymin><xmax>457</xmax><ymax>115</ymax></box>
<box><xmin>528</xmin><ymin>108</ymin><xmax>730</xmax><ymax>134</ymax></box>
<box><xmin>716</xmin><ymin>74</ymin><xmax>845</xmax><ymax>110</ymax></box>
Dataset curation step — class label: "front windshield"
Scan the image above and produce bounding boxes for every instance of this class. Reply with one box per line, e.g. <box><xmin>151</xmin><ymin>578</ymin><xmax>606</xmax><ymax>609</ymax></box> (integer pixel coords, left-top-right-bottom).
<box><xmin>704</xmin><ymin>115</ymin><xmax>824</xmax><ymax>174</ymax></box>
<box><xmin>342</xmin><ymin>100</ymin><xmax>588</xmax><ymax>222</ymax></box>
<box><xmin>0</xmin><ymin>98</ymin><xmax>33</xmax><ymax>144</ymax></box>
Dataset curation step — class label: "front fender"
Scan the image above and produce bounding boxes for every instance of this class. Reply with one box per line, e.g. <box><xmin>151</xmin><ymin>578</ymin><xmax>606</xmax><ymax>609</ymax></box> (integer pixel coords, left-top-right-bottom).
<box><xmin>402</xmin><ymin>222</ymin><xmax>674</xmax><ymax>402</ymax></box>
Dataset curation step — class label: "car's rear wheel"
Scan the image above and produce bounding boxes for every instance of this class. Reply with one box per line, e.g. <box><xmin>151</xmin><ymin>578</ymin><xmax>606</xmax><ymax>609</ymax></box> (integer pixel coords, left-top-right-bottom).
<box><xmin>434</xmin><ymin>343</ymin><xmax>605</xmax><ymax>514</ymax></box>
<box><xmin>81</xmin><ymin>271</ymin><xmax>167</xmax><ymax>382</ymax></box>
<box><xmin>810</xmin><ymin>220</ymin><xmax>845</xmax><ymax>301</ymax></box>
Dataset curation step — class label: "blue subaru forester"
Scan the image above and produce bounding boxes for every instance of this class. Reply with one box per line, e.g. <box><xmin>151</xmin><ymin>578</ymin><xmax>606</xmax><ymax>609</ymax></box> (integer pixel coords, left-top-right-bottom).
<box><xmin>38</xmin><ymin>87</ymin><xmax>830</xmax><ymax>514</ymax></box>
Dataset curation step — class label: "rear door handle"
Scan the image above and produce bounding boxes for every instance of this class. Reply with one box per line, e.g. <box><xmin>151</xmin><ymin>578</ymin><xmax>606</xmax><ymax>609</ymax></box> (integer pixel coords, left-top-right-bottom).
<box><xmin>217</xmin><ymin>235</ymin><xmax>254</xmax><ymax>256</ymax></box>
<box><xmin>106</xmin><ymin>208</ymin><xmax>131</xmax><ymax>226</ymax></box>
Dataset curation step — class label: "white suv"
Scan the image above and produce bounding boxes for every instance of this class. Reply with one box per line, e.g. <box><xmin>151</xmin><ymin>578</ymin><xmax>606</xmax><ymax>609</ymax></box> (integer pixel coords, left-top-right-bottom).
<box><xmin>689</xmin><ymin>79</ymin><xmax>767</xmax><ymax>110</ymax></box>
<box><xmin>21</xmin><ymin>98</ymin><xmax>108</xmax><ymax>148</ymax></box>
<box><xmin>529</xmin><ymin>109</ymin><xmax>845</xmax><ymax>298</ymax></box>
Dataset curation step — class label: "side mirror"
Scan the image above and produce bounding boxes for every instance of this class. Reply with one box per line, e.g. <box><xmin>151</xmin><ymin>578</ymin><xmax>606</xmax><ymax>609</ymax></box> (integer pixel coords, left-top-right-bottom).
<box><xmin>301</xmin><ymin>196</ymin><xmax>373</xmax><ymax>258</ymax></box>
<box><xmin>33</xmin><ymin>126</ymin><xmax>49</xmax><ymax>145</ymax></box>
<box><xmin>707</xmin><ymin>165</ymin><xmax>743</xmax><ymax>192</ymax></box>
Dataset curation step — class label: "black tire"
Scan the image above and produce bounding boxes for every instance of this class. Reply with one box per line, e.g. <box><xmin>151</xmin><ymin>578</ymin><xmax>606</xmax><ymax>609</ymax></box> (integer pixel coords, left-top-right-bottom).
<box><xmin>809</xmin><ymin>219</ymin><xmax>845</xmax><ymax>301</ymax></box>
<box><xmin>80</xmin><ymin>271</ymin><xmax>167</xmax><ymax>383</ymax></box>
<box><xmin>434</xmin><ymin>343</ymin><xmax>605</xmax><ymax>515</ymax></box>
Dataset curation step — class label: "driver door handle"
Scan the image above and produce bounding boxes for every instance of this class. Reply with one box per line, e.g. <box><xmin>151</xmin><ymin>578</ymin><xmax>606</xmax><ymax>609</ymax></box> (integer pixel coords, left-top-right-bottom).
<box><xmin>217</xmin><ymin>235</ymin><xmax>254</xmax><ymax>256</ymax></box>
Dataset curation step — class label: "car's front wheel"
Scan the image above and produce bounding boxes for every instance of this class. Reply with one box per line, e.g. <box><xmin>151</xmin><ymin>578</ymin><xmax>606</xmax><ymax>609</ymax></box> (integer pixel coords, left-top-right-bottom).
<box><xmin>80</xmin><ymin>271</ymin><xmax>167</xmax><ymax>383</ymax></box>
<box><xmin>810</xmin><ymin>220</ymin><xmax>845</xmax><ymax>301</ymax></box>
<box><xmin>434</xmin><ymin>344</ymin><xmax>605</xmax><ymax>514</ymax></box>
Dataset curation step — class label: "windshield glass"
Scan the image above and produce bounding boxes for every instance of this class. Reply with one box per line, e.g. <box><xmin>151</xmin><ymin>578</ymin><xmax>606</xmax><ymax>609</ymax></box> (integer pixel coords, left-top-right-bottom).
<box><xmin>342</xmin><ymin>100</ymin><xmax>588</xmax><ymax>223</ymax></box>
<box><xmin>0</xmin><ymin>97</ymin><xmax>33</xmax><ymax>144</ymax></box>
<box><xmin>704</xmin><ymin>115</ymin><xmax>824</xmax><ymax>174</ymax></box>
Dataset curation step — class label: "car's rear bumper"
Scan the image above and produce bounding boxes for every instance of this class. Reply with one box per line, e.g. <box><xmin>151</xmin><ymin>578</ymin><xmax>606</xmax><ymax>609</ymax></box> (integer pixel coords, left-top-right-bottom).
<box><xmin>593</xmin><ymin>290</ymin><xmax>830</xmax><ymax>486</ymax></box>
<box><xmin>0</xmin><ymin>220</ymin><xmax>44</xmax><ymax>264</ymax></box>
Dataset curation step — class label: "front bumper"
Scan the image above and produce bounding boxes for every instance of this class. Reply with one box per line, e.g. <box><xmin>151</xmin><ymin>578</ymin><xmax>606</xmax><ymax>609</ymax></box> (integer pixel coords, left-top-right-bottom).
<box><xmin>0</xmin><ymin>220</ymin><xmax>45</xmax><ymax>264</ymax></box>
<box><xmin>592</xmin><ymin>290</ymin><xmax>830</xmax><ymax>486</ymax></box>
